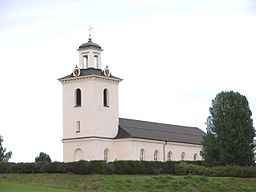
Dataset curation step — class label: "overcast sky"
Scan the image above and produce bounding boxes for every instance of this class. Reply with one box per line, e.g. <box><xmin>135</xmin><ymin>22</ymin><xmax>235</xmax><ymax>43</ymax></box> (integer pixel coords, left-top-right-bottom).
<box><xmin>0</xmin><ymin>0</ymin><xmax>256</xmax><ymax>162</ymax></box>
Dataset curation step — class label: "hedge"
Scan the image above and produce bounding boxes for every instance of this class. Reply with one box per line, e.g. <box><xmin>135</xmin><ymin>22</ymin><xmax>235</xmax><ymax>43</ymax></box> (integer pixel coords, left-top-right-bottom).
<box><xmin>0</xmin><ymin>161</ymin><xmax>256</xmax><ymax>178</ymax></box>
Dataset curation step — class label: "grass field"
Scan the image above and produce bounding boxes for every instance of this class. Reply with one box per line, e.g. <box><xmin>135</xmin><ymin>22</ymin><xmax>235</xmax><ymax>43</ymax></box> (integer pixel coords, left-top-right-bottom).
<box><xmin>1</xmin><ymin>174</ymin><xmax>256</xmax><ymax>192</ymax></box>
<box><xmin>0</xmin><ymin>181</ymin><xmax>75</xmax><ymax>192</ymax></box>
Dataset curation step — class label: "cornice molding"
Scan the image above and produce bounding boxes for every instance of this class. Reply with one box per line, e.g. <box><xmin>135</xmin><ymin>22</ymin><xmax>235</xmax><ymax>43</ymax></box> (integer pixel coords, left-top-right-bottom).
<box><xmin>59</xmin><ymin>75</ymin><xmax>122</xmax><ymax>84</ymax></box>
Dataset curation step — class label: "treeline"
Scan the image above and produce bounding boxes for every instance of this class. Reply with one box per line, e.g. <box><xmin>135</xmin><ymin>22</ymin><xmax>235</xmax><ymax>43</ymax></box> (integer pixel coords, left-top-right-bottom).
<box><xmin>1</xmin><ymin>160</ymin><xmax>256</xmax><ymax>178</ymax></box>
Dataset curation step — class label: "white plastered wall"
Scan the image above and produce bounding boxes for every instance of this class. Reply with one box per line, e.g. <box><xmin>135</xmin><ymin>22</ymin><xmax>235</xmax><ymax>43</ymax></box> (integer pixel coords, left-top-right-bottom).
<box><xmin>62</xmin><ymin>77</ymin><xmax>119</xmax><ymax>140</ymax></box>
<box><xmin>63</xmin><ymin>138</ymin><xmax>203</xmax><ymax>162</ymax></box>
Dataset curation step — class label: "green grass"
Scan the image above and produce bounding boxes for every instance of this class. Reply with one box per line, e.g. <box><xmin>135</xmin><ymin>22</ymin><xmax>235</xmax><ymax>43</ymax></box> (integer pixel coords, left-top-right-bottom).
<box><xmin>0</xmin><ymin>174</ymin><xmax>256</xmax><ymax>192</ymax></box>
<box><xmin>0</xmin><ymin>181</ymin><xmax>75</xmax><ymax>192</ymax></box>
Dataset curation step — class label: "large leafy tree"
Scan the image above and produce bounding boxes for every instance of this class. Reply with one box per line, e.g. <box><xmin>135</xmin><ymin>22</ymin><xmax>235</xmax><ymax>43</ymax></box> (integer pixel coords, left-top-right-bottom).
<box><xmin>0</xmin><ymin>135</ymin><xmax>12</xmax><ymax>162</ymax></box>
<box><xmin>201</xmin><ymin>91</ymin><xmax>255</xmax><ymax>166</ymax></box>
<box><xmin>35</xmin><ymin>152</ymin><xmax>52</xmax><ymax>163</ymax></box>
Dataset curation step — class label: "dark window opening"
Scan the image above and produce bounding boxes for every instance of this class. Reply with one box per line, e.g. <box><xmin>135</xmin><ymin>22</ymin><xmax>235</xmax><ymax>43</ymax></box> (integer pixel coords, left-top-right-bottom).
<box><xmin>103</xmin><ymin>89</ymin><xmax>109</xmax><ymax>107</ymax></box>
<box><xmin>83</xmin><ymin>55</ymin><xmax>88</xmax><ymax>68</ymax></box>
<box><xmin>75</xmin><ymin>89</ymin><xmax>81</xmax><ymax>107</ymax></box>
<box><xmin>94</xmin><ymin>55</ymin><xmax>98</xmax><ymax>68</ymax></box>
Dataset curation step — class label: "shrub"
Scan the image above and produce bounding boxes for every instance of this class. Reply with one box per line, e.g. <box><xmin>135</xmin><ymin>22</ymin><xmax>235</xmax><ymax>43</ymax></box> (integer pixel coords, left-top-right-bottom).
<box><xmin>11</xmin><ymin>163</ymin><xmax>34</xmax><ymax>173</ymax></box>
<box><xmin>210</xmin><ymin>165</ymin><xmax>256</xmax><ymax>178</ymax></box>
<box><xmin>0</xmin><ymin>161</ymin><xmax>256</xmax><ymax>177</ymax></box>
<box><xmin>0</xmin><ymin>162</ymin><xmax>10</xmax><ymax>173</ymax></box>
<box><xmin>111</xmin><ymin>161</ymin><xmax>159</xmax><ymax>174</ymax></box>
<box><xmin>163</xmin><ymin>161</ymin><xmax>179</xmax><ymax>174</ymax></box>
<box><xmin>88</xmin><ymin>160</ymin><xmax>112</xmax><ymax>174</ymax></box>
<box><xmin>39</xmin><ymin>162</ymin><xmax>66</xmax><ymax>173</ymax></box>
<box><xmin>172</xmin><ymin>162</ymin><xmax>211</xmax><ymax>176</ymax></box>
<box><xmin>70</xmin><ymin>160</ymin><xmax>89</xmax><ymax>174</ymax></box>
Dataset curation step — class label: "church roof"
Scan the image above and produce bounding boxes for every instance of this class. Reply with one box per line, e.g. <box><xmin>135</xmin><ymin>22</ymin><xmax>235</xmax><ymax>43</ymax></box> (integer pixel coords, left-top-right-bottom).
<box><xmin>117</xmin><ymin>118</ymin><xmax>206</xmax><ymax>145</ymax></box>
<box><xmin>58</xmin><ymin>68</ymin><xmax>122</xmax><ymax>81</ymax></box>
<box><xmin>78</xmin><ymin>40</ymin><xmax>102</xmax><ymax>50</ymax></box>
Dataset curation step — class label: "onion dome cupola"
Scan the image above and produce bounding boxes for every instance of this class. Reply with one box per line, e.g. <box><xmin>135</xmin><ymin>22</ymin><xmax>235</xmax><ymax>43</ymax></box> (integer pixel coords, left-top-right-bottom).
<box><xmin>77</xmin><ymin>29</ymin><xmax>103</xmax><ymax>69</ymax></box>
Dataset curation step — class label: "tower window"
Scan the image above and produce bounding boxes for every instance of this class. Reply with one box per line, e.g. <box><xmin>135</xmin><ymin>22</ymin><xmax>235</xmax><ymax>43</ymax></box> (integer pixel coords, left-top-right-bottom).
<box><xmin>76</xmin><ymin>121</ymin><xmax>80</xmax><ymax>133</ymax></box>
<box><xmin>104</xmin><ymin>148</ymin><xmax>109</xmax><ymax>162</ymax></box>
<box><xmin>94</xmin><ymin>55</ymin><xmax>98</xmax><ymax>68</ymax></box>
<box><xmin>140</xmin><ymin>148</ymin><xmax>145</xmax><ymax>161</ymax></box>
<box><xmin>75</xmin><ymin>88</ymin><xmax>81</xmax><ymax>107</ymax></box>
<box><xmin>103</xmin><ymin>88</ymin><xmax>109</xmax><ymax>107</ymax></box>
<box><xmin>154</xmin><ymin>150</ymin><xmax>159</xmax><ymax>161</ymax></box>
<box><xmin>83</xmin><ymin>55</ymin><xmax>88</xmax><ymax>68</ymax></box>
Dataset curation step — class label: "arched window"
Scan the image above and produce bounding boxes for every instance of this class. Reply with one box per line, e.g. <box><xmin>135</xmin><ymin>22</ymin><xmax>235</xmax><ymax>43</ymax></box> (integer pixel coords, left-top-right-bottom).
<box><xmin>181</xmin><ymin>152</ymin><xmax>185</xmax><ymax>161</ymax></box>
<box><xmin>74</xmin><ymin>148</ymin><xmax>83</xmax><ymax>161</ymax></box>
<box><xmin>83</xmin><ymin>55</ymin><xmax>88</xmax><ymax>68</ymax></box>
<box><xmin>75</xmin><ymin>88</ymin><xmax>81</xmax><ymax>107</ymax></box>
<box><xmin>140</xmin><ymin>148</ymin><xmax>145</xmax><ymax>161</ymax></box>
<box><xmin>104</xmin><ymin>148</ymin><xmax>109</xmax><ymax>162</ymax></box>
<box><xmin>94</xmin><ymin>55</ymin><xmax>98</xmax><ymax>67</ymax></box>
<box><xmin>154</xmin><ymin>150</ymin><xmax>159</xmax><ymax>161</ymax></box>
<box><xmin>103</xmin><ymin>89</ymin><xmax>109</xmax><ymax>107</ymax></box>
<box><xmin>193</xmin><ymin>153</ymin><xmax>198</xmax><ymax>161</ymax></box>
<box><xmin>167</xmin><ymin>151</ymin><xmax>172</xmax><ymax>161</ymax></box>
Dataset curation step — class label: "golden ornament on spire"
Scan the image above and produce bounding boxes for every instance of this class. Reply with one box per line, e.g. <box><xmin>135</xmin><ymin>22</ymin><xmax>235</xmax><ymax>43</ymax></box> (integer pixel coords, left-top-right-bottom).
<box><xmin>89</xmin><ymin>26</ymin><xmax>93</xmax><ymax>41</ymax></box>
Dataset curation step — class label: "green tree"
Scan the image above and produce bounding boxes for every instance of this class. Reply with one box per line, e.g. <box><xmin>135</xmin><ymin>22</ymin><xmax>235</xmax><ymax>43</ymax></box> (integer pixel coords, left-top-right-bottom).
<box><xmin>0</xmin><ymin>135</ymin><xmax>12</xmax><ymax>162</ymax></box>
<box><xmin>35</xmin><ymin>152</ymin><xmax>52</xmax><ymax>163</ymax></box>
<box><xmin>201</xmin><ymin>91</ymin><xmax>255</xmax><ymax>166</ymax></box>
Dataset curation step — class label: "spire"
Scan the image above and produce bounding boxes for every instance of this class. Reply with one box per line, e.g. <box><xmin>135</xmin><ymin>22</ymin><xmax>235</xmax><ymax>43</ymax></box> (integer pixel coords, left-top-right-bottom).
<box><xmin>88</xmin><ymin>26</ymin><xmax>93</xmax><ymax>41</ymax></box>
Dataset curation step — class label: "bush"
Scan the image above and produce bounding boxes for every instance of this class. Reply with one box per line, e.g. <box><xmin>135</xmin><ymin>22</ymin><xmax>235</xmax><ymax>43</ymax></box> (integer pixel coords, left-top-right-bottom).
<box><xmin>0</xmin><ymin>162</ymin><xmax>10</xmax><ymax>173</ymax></box>
<box><xmin>1</xmin><ymin>161</ymin><xmax>256</xmax><ymax>177</ymax></box>
<box><xmin>163</xmin><ymin>161</ymin><xmax>179</xmax><ymax>174</ymax></box>
<box><xmin>210</xmin><ymin>165</ymin><xmax>256</xmax><ymax>178</ymax></box>
<box><xmin>88</xmin><ymin>160</ymin><xmax>112</xmax><ymax>174</ymax></box>
<box><xmin>39</xmin><ymin>162</ymin><xmax>66</xmax><ymax>173</ymax></box>
<box><xmin>69</xmin><ymin>160</ymin><xmax>89</xmax><ymax>174</ymax></box>
<box><xmin>111</xmin><ymin>161</ymin><xmax>159</xmax><ymax>174</ymax></box>
<box><xmin>9</xmin><ymin>163</ymin><xmax>35</xmax><ymax>173</ymax></box>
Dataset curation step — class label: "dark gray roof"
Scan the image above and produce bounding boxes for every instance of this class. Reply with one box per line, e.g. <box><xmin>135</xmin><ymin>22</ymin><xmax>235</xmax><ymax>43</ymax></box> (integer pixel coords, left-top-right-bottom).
<box><xmin>58</xmin><ymin>68</ymin><xmax>122</xmax><ymax>81</ymax></box>
<box><xmin>117</xmin><ymin>118</ymin><xmax>206</xmax><ymax>145</ymax></box>
<box><xmin>78</xmin><ymin>40</ymin><xmax>102</xmax><ymax>50</ymax></box>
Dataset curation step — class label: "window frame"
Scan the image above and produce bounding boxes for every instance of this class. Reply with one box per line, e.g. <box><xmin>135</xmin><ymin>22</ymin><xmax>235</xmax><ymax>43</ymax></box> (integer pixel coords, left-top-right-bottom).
<box><xmin>94</xmin><ymin>55</ymin><xmax>98</xmax><ymax>68</ymax></box>
<box><xmin>140</xmin><ymin>148</ymin><xmax>145</xmax><ymax>161</ymax></box>
<box><xmin>75</xmin><ymin>88</ymin><xmax>82</xmax><ymax>107</ymax></box>
<box><xmin>76</xmin><ymin>121</ymin><xmax>80</xmax><ymax>133</ymax></box>
<box><xmin>154</xmin><ymin>150</ymin><xmax>159</xmax><ymax>161</ymax></box>
<box><xmin>181</xmin><ymin>152</ymin><xmax>185</xmax><ymax>160</ymax></box>
<box><xmin>104</xmin><ymin>148</ymin><xmax>110</xmax><ymax>162</ymax></box>
<box><xmin>103</xmin><ymin>88</ymin><xmax>109</xmax><ymax>107</ymax></box>
<box><xmin>193</xmin><ymin>153</ymin><xmax>198</xmax><ymax>161</ymax></box>
<box><xmin>167</xmin><ymin>151</ymin><xmax>172</xmax><ymax>161</ymax></box>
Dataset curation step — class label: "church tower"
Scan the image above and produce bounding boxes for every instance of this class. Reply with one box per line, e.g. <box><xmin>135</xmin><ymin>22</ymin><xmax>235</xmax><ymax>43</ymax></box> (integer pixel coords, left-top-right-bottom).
<box><xmin>59</xmin><ymin>32</ymin><xmax>122</xmax><ymax>162</ymax></box>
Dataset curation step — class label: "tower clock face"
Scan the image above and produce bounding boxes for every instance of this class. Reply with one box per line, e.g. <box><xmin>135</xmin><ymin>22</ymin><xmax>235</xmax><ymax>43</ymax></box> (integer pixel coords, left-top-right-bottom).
<box><xmin>73</xmin><ymin>67</ymin><xmax>80</xmax><ymax>77</ymax></box>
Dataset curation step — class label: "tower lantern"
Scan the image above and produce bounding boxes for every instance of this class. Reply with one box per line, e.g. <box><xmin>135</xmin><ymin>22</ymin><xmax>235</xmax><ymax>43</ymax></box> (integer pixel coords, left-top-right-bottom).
<box><xmin>77</xmin><ymin>27</ymin><xmax>103</xmax><ymax>69</ymax></box>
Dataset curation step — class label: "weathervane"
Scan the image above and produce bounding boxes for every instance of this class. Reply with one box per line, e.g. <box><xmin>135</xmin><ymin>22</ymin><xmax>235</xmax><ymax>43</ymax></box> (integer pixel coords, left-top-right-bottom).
<box><xmin>88</xmin><ymin>26</ymin><xmax>93</xmax><ymax>41</ymax></box>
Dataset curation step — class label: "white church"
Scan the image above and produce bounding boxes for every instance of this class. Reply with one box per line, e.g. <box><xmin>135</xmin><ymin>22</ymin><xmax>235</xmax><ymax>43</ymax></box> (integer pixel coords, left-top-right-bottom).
<box><xmin>58</xmin><ymin>34</ymin><xmax>205</xmax><ymax>163</ymax></box>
